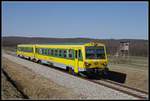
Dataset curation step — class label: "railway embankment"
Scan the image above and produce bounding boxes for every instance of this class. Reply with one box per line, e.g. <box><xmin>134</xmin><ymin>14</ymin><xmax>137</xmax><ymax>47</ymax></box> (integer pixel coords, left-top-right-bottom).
<box><xmin>2</xmin><ymin>57</ymin><xmax>81</xmax><ymax>100</ymax></box>
<box><xmin>2</xmin><ymin>52</ymin><xmax>139</xmax><ymax>99</ymax></box>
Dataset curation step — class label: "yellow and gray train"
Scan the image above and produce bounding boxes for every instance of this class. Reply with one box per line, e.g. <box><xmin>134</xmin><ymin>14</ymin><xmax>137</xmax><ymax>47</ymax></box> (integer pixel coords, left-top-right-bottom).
<box><xmin>16</xmin><ymin>42</ymin><xmax>109</xmax><ymax>75</ymax></box>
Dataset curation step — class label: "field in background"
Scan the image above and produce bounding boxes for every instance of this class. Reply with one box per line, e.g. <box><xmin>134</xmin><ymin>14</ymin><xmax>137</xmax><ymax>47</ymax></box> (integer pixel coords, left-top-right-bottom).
<box><xmin>2</xmin><ymin>46</ymin><xmax>17</xmax><ymax>52</ymax></box>
<box><xmin>108</xmin><ymin>56</ymin><xmax>148</xmax><ymax>70</ymax></box>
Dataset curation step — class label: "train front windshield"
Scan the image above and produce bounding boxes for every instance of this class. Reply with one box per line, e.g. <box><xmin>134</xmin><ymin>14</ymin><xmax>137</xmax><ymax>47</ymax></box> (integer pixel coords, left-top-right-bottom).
<box><xmin>85</xmin><ymin>46</ymin><xmax>105</xmax><ymax>59</ymax></box>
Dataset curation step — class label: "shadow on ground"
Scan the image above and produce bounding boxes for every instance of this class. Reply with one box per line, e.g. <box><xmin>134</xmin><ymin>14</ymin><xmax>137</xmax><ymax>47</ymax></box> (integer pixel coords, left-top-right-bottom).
<box><xmin>106</xmin><ymin>71</ymin><xmax>126</xmax><ymax>83</ymax></box>
<box><xmin>42</xmin><ymin>63</ymin><xmax>127</xmax><ymax>84</ymax></box>
<box><xmin>85</xmin><ymin>71</ymin><xmax>127</xmax><ymax>83</ymax></box>
<box><xmin>20</xmin><ymin>57</ymin><xmax>127</xmax><ymax>84</ymax></box>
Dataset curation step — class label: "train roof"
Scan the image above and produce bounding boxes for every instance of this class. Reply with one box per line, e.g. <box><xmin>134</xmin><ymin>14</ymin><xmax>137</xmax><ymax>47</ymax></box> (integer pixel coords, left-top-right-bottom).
<box><xmin>17</xmin><ymin>41</ymin><xmax>105</xmax><ymax>46</ymax></box>
<box><xmin>37</xmin><ymin>42</ymin><xmax>95</xmax><ymax>45</ymax></box>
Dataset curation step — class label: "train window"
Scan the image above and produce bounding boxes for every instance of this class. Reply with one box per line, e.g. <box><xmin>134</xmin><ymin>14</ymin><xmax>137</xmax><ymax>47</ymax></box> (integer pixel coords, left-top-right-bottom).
<box><xmin>48</xmin><ymin>49</ymin><xmax>51</xmax><ymax>55</ymax></box>
<box><xmin>26</xmin><ymin>47</ymin><xmax>28</xmax><ymax>52</ymax></box>
<box><xmin>59</xmin><ymin>49</ymin><xmax>62</xmax><ymax>57</ymax></box>
<box><xmin>18</xmin><ymin>47</ymin><xmax>20</xmax><ymax>51</ymax></box>
<box><xmin>45</xmin><ymin>49</ymin><xmax>46</xmax><ymax>54</ymax></box>
<box><xmin>42</xmin><ymin>49</ymin><xmax>44</xmax><ymax>54</ymax></box>
<box><xmin>44</xmin><ymin>49</ymin><xmax>47</xmax><ymax>55</ymax></box>
<box><xmin>29</xmin><ymin>47</ymin><xmax>32</xmax><ymax>52</ymax></box>
<box><xmin>22</xmin><ymin>47</ymin><xmax>24</xmax><ymax>51</ymax></box>
<box><xmin>68</xmin><ymin>49</ymin><xmax>73</xmax><ymax>59</ymax></box>
<box><xmin>30</xmin><ymin>48</ymin><xmax>33</xmax><ymax>52</ymax></box>
<box><xmin>35</xmin><ymin>48</ymin><xmax>38</xmax><ymax>53</ymax></box>
<box><xmin>22</xmin><ymin>47</ymin><xmax>24</xmax><ymax>52</ymax></box>
<box><xmin>46</xmin><ymin>48</ymin><xmax>49</xmax><ymax>55</ymax></box>
<box><xmin>39</xmin><ymin>48</ymin><xmax>42</xmax><ymax>54</ymax></box>
<box><xmin>25</xmin><ymin>47</ymin><xmax>28</xmax><ymax>52</ymax></box>
<box><xmin>64</xmin><ymin>50</ymin><xmax>67</xmax><ymax>53</ymax></box>
<box><xmin>23</xmin><ymin>47</ymin><xmax>25</xmax><ymax>52</ymax></box>
<box><xmin>78</xmin><ymin>49</ymin><xmax>82</xmax><ymax>60</ymax></box>
<box><xmin>41</xmin><ymin>49</ymin><xmax>44</xmax><ymax>54</ymax></box>
<box><xmin>43</xmin><ymin>49</ymin><xmax>45</xmax><ymax>55</ymax></box>
<box><xmin>55</xmin><ymin>49</ymin><xmax>58</xmax><ymax>56</ymax></box>
<box><xmin>24</xmin><ymin>47</ymin><xmax>26</xmax><ymax>52</ymax></box>
<box><xmin>25</xmin><ymin>47</ymin><xmax>27</xmax><ymax>52</ymax></box>
<box><xmin>28</xmin><ymin>47</ymin><xmax>30</xmax><ymax>52</ymax></box>
<box><xmin>51</xmin><ymin>49</ymin><xmax>54</xmax><ymax>55</ymax></box>
<box><xmin>21</xmin><ymin>47</ymin><xmax>23</xmax><ymax>51</ymax></box>
<box><xmin>53</xmin><ymin>49</ymin><xmax>55</xmax><ymax>55</ymax></box>
<box><xmin>78</xmin><ymin>50</ymin><xmax>81</xmax><ymax>57</ymax></box>
<box><xmin>86</xmin><ymin>46</ymin><xmax>105</xmax><ymax>59</ymax></box>
<box><xmin>21</xmin><ymin>47</ymin><xmax>24</xmax><ymax>51</ymax></box>
<box><xmin>75</xmin><ymin>50</ymin><xmax>77</xmax><ymax>58</ymax></box>
<box><xmin>44</xmin><ymin>48</ymin><xmax>47</xmax><ymax>55</ymax></box>
<box><xmin>63</xmin><ymin>50</ymin><xmax>67</xmax><ymax>58</ymax></box>
<box><xmin>27</xmin><ymin>47</ymin><xmax>29</xmax><ymax>52</ymax></box>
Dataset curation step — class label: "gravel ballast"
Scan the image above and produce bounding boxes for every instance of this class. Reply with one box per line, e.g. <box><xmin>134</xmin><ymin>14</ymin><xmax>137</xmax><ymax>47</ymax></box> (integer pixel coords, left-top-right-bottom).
<box><xmin>2</xmin><ymin>53</ymin><xmax>139</xmax><ymax>99</ymax></box>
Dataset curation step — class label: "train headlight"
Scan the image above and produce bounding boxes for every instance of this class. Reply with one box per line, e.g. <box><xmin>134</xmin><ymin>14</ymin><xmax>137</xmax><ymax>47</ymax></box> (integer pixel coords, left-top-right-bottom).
<box><xmin>103</xmin><ymin>62</ymin><xmax>107</xmax><ymax>67</ymax></box>
<box><xmin>84</xmin><ymin>62</ymin><xmax>91</xmax><ymax>67</ymax></box>
<box><xmin>94</xmin><ymin>62</ymin><xmax>98</xmax><ymax>65</ymax></box>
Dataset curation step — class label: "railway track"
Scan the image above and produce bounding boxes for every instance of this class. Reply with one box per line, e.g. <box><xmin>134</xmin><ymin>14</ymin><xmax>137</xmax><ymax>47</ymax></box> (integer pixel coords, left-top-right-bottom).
<box><xmin>103</xmin><ymin>79</ymin><xmax>148</xmax><ymax>94</ymax></box>
<box><xmin>89</xmin><ymin>79</ymin><xmax>148</xmax><ymax>99</ymax></box>
<box><xmin>4</xmin><ymin>51</ymin><xmax>149</xmax><ymax>100</ymax></box>
<box><xmin>78</xmin><ymin>73</ymin><xmax>148</xmax><ymax>100</ymax></box>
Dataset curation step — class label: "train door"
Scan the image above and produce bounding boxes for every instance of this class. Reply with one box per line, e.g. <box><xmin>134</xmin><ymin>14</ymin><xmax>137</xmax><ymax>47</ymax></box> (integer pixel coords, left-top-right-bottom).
<box><xmin>74</xmin><ymin>49</ymin><xmax>79</xmax><ymax>73</ymax></box>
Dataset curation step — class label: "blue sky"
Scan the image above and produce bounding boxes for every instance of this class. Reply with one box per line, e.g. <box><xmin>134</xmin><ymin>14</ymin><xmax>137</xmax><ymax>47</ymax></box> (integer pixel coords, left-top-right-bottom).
<box><xmin>2</xmin><ymin>1</ymin><xmax>148</xmax><ymax>39</ymax></box>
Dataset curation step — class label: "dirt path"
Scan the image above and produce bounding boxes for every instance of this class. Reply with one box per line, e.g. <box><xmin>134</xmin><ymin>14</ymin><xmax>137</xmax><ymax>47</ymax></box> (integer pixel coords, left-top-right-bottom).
<box><xmin>2</xmin><ymin>57</ymin><xmax>81</xmax><ymax>100</ymax></box>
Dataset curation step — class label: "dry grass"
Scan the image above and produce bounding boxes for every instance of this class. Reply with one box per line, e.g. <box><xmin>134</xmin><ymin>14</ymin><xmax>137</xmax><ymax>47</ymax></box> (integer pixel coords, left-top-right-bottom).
<box><xmin>109</xmin><ymin>64</ymin><xmax>149</xmax><ymax>92</ymax></box>
<box><xmin>2</xmin><ymin>58</ymin><xmax>81</xmax><ymax>100</ymax></box>
<box><xmin>108</xmin><ymin>56</ymin><xmax>148</xmax><ymax>69</ymax></box>
<box><xmin>107</xmin><ymin>55</ymin><xmax>148</xmax><ymax>92</ymax></box>
<box><xmin>1</xmin><ymin>70</ymin><xmax>23</xmax><ymax>100</ymax></box>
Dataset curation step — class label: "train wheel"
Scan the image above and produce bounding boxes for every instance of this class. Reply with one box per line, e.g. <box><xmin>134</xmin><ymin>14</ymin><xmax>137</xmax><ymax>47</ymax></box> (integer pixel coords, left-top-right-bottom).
<box><xmin>31</xmin><ymin>58</ymin><xmax>36</xmax><ymax>62</ymax></box>
<box><xmin>102</xmin><ymin>68</ymin><xmax>109</xmax><ymax>79</ymax></box>
<box><xmin>37</xmin><ymin>60</ymin><xmax>41</xmax><ymax>64</ymax></box>
<box><xmin>68</xmin><ymin>67</ymin><xmax>73</xmax><ymax>74</ymax></box>
<box><xmin>68</xmin><ymin>67</ymin><xmax>77</xmax><ymax>76</ymax></box>
<box><xmin>28</xmin><ymin>57</ymin><xmax>31</xmax><ymax>60</ymax></box>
